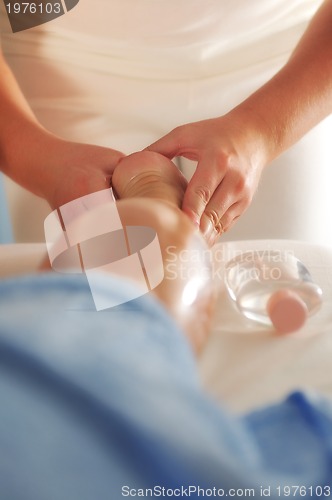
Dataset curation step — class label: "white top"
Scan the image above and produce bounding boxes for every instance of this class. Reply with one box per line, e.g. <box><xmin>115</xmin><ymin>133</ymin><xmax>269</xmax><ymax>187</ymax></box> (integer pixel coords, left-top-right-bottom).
<box><xmin>0</xmin><ymin>0</ymin><xmax>322</xmax><ymax>79</ymax></box>
<box><xmin>2</xmin><ymin>0</ymin><xmax>331</xmax><ymax>248</ymax></box>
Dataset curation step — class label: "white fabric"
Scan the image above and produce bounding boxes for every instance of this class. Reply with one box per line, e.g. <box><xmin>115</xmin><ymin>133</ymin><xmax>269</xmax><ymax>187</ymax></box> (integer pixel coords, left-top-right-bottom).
<box><xmin>1</xmin><ymin>0</ymin><xmax>332</xmax><ymax>245</ymax></box>
<box><xmin>0</xmin><ymin>0</ymin><xmax>322</xmax><ymax>79</ymax></box>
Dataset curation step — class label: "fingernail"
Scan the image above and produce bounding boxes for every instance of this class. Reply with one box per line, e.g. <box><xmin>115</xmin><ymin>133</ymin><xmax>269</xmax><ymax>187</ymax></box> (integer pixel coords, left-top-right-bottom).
<box><xmin>200</xmin><ymin>216</ymin><xmax>214</xmax><ymax>241</ymax></box>
<box><xmin>209</xmin><ymin>232</ymin><xmax>220</xmax><ymax>247</ymax></box>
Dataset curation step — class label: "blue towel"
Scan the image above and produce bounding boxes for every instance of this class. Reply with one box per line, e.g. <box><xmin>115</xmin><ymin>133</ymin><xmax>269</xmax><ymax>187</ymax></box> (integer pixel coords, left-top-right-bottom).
<box><xmin>0</xmin><ymin>173</ymin><xmax>13</xmax><ymax>243</ymax></box>
<box><xmin>0</xmin><ymin>272</ymin><xmax>331</xmax><ymax>499</ymax></box>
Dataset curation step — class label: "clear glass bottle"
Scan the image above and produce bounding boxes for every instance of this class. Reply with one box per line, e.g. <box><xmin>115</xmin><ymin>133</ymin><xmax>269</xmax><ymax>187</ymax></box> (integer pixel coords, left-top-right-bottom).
<box><xmin>224</xmin><ymin>250</ymin><xmax>323</xmax><ymax>333</ymax></box>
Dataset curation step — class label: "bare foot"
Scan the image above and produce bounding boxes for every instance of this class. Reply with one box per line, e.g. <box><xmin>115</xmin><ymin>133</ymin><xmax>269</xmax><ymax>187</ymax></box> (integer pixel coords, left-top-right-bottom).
<box><xmin>112</xmin><ymin>151</ymin><xmax>188</xmax><ymax>209</ymax></box>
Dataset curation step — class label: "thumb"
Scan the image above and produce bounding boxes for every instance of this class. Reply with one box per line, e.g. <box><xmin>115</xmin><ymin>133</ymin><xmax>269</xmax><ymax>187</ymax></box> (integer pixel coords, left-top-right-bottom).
<box><xmin>146</xmin><ymin>128</ymin><xmax>183</xmax><ymax>159</ymax></box>
<box><xmin>109</xmin><ymin>149</ymin><xmax>126</xmax><ymax>165</ymax></box>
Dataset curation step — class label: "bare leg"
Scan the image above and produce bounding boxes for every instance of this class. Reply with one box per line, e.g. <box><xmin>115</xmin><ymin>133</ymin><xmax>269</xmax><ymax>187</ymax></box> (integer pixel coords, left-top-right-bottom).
<box><xmin>112</xmin><ymin>152</ymin><xmax>215</xmax><ymax>353</ymax></box>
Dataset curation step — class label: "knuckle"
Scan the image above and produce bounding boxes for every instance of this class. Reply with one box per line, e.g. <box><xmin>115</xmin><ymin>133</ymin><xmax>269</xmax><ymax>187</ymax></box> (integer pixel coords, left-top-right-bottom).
<box><xmin>205</xmin><ymin>209</ymin><xmax>219</xmax><ymax>227</ymax></box>
<box><xmin>215</xmin><ymin>150</ymin><xmax>230</xmax><ymax>173</ymax></box>
<box><xmin>233</xmin><ymin>172</ymin><xmax>246</xmax><ymax>191</ymax></box>
<box><xmin>206</xmin><ymin>209</ymin><xmax>224</xmax><ymax>235</ymax></box>
<box><xmin>193</xmin><ymin>185</ymin><xmax>212</xmax><ymax>205</ymax></box>
<box><xmin>215</xmin><ymin>221</ymin><xmax>224</xmax><ymax>235</ymax></box>
<box><xmin>233</xmin><ymin>172</ymin><xmax>252</xmax><ymax>199</ymax></box>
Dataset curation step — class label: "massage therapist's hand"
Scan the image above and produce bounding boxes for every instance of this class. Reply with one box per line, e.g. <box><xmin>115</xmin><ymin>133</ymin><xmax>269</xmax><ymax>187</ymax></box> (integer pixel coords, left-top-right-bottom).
<box><xmin>36</xmin><ymin>133</ymin><xmax>125</xmax><ymax>209</ymax></box>
<box><xmin>2</xmin><ymin>127</ymin><xmax>125</xmax><ymax>210</ymax></box>
<box><xmin>147</xmin><ymin>109</ymin><xmax>268</xmax><ymax>246</ymax></box>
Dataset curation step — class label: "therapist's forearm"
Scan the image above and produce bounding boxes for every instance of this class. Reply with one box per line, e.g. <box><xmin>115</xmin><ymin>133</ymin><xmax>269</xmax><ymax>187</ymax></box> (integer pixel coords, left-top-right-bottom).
<box><xmin>0</xmin><ymin>50</ymin><xmax>125</xmax><ymax>209</ymax></box>
<box><xmin>0</xmin><ymin>50</ymin><xmax>54</xmax><ymax>197</ymax></box>
<box><xmin>231</xmin><ymin>0</ymin><xmax>332</xmax><ymax>163</ymax></box>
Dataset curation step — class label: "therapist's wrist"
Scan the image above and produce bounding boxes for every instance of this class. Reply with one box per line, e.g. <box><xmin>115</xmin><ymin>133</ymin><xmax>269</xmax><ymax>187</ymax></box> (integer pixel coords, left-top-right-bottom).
<box><xmin>0</xmin><ymin>120</ymin><xmax>57</xmax><ymax>199</ymax></box>
<box><xmin>224</xmin><ymin>102</ymin><xmax>278</xmax><ymax>167</ymax></box>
